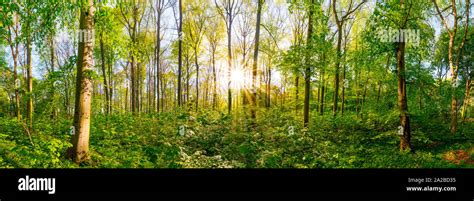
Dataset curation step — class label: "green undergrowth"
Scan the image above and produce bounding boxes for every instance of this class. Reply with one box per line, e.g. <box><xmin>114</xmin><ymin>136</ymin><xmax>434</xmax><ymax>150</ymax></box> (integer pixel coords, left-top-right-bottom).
<box><xmin>0</xmin><ymin>108</ymin><xmax>472</xmax><ymax>168</ymax></box>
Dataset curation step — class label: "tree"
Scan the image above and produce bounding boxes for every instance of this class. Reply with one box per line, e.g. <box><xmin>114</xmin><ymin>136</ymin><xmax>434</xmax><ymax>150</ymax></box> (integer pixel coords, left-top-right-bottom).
<box><xmin>215</xmin><ymin>0</ymin><xmax>242</xmax><ymax>114</ymax></box>
<box><xmin>331</xmin><ymin>0</ymin><xmax>365</xmax><ymax>116</ymax></box>
<box><xmin>236</xmin><ymin>0</ymin><xmax>254</xmax><ymax>107</ymax></box>
<box><xmin>251</xmin><ymin>0</ymin><xmax>264</xmax><ymax>122</ymax></box>
<box><xmin>176</xmin><ymin>0</ymin><xmax>184</xmax><ymax>107</ymax></box>
<box><xmin>288</xmin><ymin>2</ymin><xmax>307</xmax><ymax>113</ymax></box>
<box><xmin>303</xmin><ymin>0</ymin><xmax>314</xmax><ymax>128</ymax></box>
<box><xmin>67</xmin><ymin>0</ymin><xmax>95</xmax><ymax>163</ymax></box>
<box><xmin>20</xmin><ymin>0</ymin><xmax>37</xmax><ymax>131</ymax></box>
<box><xmin>185</xmin><ymin>0</ymin><xmax>208</xmax><ymax>111</ymax></box>
<box><xmin>432</xmin><ymin>0</ymin><xmax>470</xmax><ymax>134</ymax></box>
<box><xmin>152</xmin><ymin>0</ymin><xmax>172</xmax><ymax>112</ymax></box>
<box><xmin>205</xmin><ymin>16</ymin><xmax>225</xmax><ymax>109</ymax></box>
<box><xmin>1</xmin><ymin>0</ymin><xmax>21</xmax><ymax>121</ymax></box>
<box><xmin>368</xmin><ymin>0</ymin><xmax>432</xmax><ymax>151</ymax></box>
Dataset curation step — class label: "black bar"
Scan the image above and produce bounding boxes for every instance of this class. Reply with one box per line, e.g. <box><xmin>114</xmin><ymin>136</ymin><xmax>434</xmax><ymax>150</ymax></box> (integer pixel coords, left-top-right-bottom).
<box><xmin>0</xmin><ymin>169</ymin><xmax>472</xmax><ymax>201</ymax></box>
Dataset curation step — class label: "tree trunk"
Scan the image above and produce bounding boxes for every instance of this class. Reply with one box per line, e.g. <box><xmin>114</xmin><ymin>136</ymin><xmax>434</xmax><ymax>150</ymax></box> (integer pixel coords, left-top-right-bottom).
<box><xmin>50</xmin><ymin>35</ymin><xmax>57</xmax><ymax>119</ymax></box>
<box><xmin>108</xmin><ymin>54</ymin><xmax>113</xmax><ymax>114</ymax></box>
<box><xmin>461</xmin><ymin>79</ymin><xmax>471</xmax><ymax>121</ymax></box>
<box><xmin>251</xmin><ymin>0</ymin><xmax>262</xmax><ymax>121</ymax></box>
<box><xmin>212</xmin><ymin>50</ymin><xmax>217</xmax><ymax>109</ymax></box>
<box><xmin>266</xmin><ymin>60</ymin><xmax>271</xmax><ymax>108</ymax></box>
<box><xmin>26</xmin><ymin>34</ymin><xmax>33</xmax><ymax>131</ymax></box>
<box><xmin>68</xmin><ymin>0</ymin><xmax>95</xmax><ymax>163</ymax></box>
<box><xmin>295</xmin><ymin>75</ymin><xmax>299</xmax><ymax>113</ymax></box>
<box><xmin>227</xmin><ymin>21</ymin><xmax>233</xmax><ymax>114</ymax></box>
<box><xmin>319</xmin><ymin>70</ymin><xmax>325</xmax><ymax>115</ymax></box>
<box><xmin>333</xmin><ymin>24</ymin><xmax>342</xmax><ymax>116</ymax></box>
<box><xmin>99</xmin><ymin>33</ymin><xmax>110</xmax><ymax>115</ymax></box>
<box><xmin>177</xmin><ymin>0</ymin><xmax>183</xmax><ymax>107</ymax></box>
<box><xmin>156</xmin><ymin>2</ymin><xmax>162</xmax><ymax>112</ymax></box>
<box><xmin>448</xmin><ymin>35</ymin><xmax>458</xmax><ymax>134</ymax></box>
<box><xmin>303</xmin><ymin>0</ymin><xmax>314</xmax><ymax>127</ymax></box>
<box><xmin>396</xmin><ymin>39</ymin><xmax>412</xmax><ymax>151</ymax></box>
<box><xmin>195</xmin><ymin>49</ymin><xmax>199</xmax><ymax>112</ymax></box>
<box><xmin>341</xmin><ymin>63</ymin><xmax>346</xmax><ymax>116</ymax></box>
<box><xmin>186</xmin><ymin>57</ymin><xmax>190</xmax><ymax>105</ymax></box>
<box><xmin>10</xmin><ymin>40</ymin><xmax>20</xmax><ymax>121</ymax></box>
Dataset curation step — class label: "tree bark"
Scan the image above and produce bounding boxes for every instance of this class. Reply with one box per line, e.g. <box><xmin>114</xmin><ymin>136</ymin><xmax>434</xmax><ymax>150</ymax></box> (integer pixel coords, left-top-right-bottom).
<box><xmin>319</xmin><ymin>69</ymin><xmax>325</xmax><ymax>115</ymax></box>
<box><xmin>99</xmin><ymin>33</ymin><xmax>110</xmax><ymax>115</ymax></box>
<box><xmin>26</xmin><ymin>32</ymin><xmax>33</xmax><ymax>131</ymax></box>
<box><xmin>195</xmin><ymin>49</ymin><xmax>200</xmax><ymax>112</ymax></box>
<box><xmin>396</xmin><ymin>39</ymin><xmax>412</xmax><ymax>151</ymax></box>
<box><xmin>251</xmin><ymin>0</ymin><xmax>263</xmax><ymax>121</ymax></box>
<box><xmin>333</xmin><ymin>24</ymin><xmax>342</xmax><ymax>116</ymax></box>
<box><xmin>68</xmin><ymin>0</ymin><xmax>95</xmax><ymax>163</ymax></box>
<box><xmin>177</xmin><ymin>0</ymin><xmax>183</xmax><ymax>107</ymax></box>
<box><xmin>227</xmin><ymin>20</ymin><xmax>233</xmax><ymax>114</ymax></box>
<box><xmin>303</xmin><ymin>0</ymin><xmax>314</xmax><ymax>127</ymax></box>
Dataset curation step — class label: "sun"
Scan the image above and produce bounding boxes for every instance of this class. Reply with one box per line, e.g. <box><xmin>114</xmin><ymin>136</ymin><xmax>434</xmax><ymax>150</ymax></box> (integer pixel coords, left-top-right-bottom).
<box><xmin>231</xmin><ymin>67</ymin><xmax>246</xmax><ymax>89</ymax></box>
<box><xmin>216</xmin><ymin>60</ymin><xmax>251</xmax><ymax>92</ymax></box>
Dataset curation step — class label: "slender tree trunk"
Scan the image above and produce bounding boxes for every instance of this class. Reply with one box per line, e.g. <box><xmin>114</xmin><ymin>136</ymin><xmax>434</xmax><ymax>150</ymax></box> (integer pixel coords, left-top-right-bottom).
<box><xmin>341</xmin><ymin>63</ymin><xmax>346</xmax><ymax>116</ymax></box>
<box><xmin>251</xmin><ymin>0</ymin><xmax>263</xmax><ymax>121</ymax></box>
<box><xmin>266</xmin><ymin>60</ymin><xmax>271</xmax><ymax>108</ymax></box>
<box><xmin>156</xmin><ymin>3</ymin><xmax>162</xmax><ymax>112</ymax></box>
<box><xmin>360</xmin><ymin>74</ymin><xmax>369</xmax><ymax>117</ymax></box>
<box><xmin>355</xmin><ymin>70</ymin><xmax>360</xmax><ymax>114</ymax></box>
<box><xmin>186</xmin><ymin>57</ymin><xmax>190</xmax><ymax>105</ymax></box>
<box><xmin>50</xmin><ymin>35</ymin><xmax>57</xmax><ymax>119</ymax></box>
<box><xmin>99</xmin><ymin>33</ymin><xmax>110</xmax><ymax>115</ymax></box>
<box><xmin>227</xmin><ymin>23</ymin><xmax>233</xmax><ymax>114</ymax></box>
<box><xmin>417</xmin><ymin>60</ymin><xmax>423</xmax><ymax>110</ymax></box>
<box><xmin>137</xmin><ymin>62</ymin><xmax>142</xmax><ymax>113</ymax></box>
<box><xmin>333</xmin><ymin>24</ymin><xmax>342</xmax><ymax>116</ymax></box>
<box><xmin>177</xmin><ymin>0</ymin><xmax>183</xmax><ymax>107</ymax></box>
<box><xmin>108</xmin><ymin>54</ymin><xmax>113</xmax><ymax>114</ymax></box>
<box><xmin>303</xmin><ymin>0</ymin><xmax>314</xmax><ymax>127</ymax></box>
<box><xmin>68</xmin><ymin>0</ymin><xmax>95</xmax><ymax>163</ymax></box>
<box><xmin>212</xmin><ymin>50</ymin><xmax>217</xmax><ymax>109</ymax></box>
<box><xmin>26</xmin><ymin>33</ymin><xmax>33</xmax><ymax>131</ymax></box>
<box><xmin>295</xmin><ymin>75</ymin><xmax>299</xmax><ymax>112</ymax></box>
<box><xmin>319</xmin><ymin>70</ymin><xmax>325</xmax><ymax>115</ymax></box>
<box><xmin>195</xmin><ymin>49</ymin><xmax>199</xmax><ymax>112</ymax></box>
<box><xmin>125</xmin><ymin>73</ymin><xmax>129</xmax><ymax>112</ymax></box>
<box><xmin>9</xmin><ymin>0</ymin><xmax>21</xmax><ymax>121</ymax></box>
<box><xmin>10</xmin><ymin>42</ymin><xmax>20</xmax><ymax>121</ymax></box>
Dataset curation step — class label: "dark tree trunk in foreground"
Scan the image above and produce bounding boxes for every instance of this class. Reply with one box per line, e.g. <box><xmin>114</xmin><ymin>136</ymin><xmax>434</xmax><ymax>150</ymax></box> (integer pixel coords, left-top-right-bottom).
<box><xmin>251</xmin><ymin>0</ymin><xmax>263</xmax><ymax>122</ymax></box>
<box><xmin>67</xmin><ymin>0</ymin><xmax>95</xmax><ymax>163</ymax></box>
<box><xmin>303</xmin><ymin>0</ymin><xmax>314</xmax><ymax>128</ymax></box>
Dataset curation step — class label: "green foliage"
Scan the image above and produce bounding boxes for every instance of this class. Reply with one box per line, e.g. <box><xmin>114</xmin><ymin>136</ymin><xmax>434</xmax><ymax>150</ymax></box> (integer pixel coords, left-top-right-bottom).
<box><xmin>3</xmin><ymin>105</ymin><xmax>472</xmax><ymax>168</ymax></box>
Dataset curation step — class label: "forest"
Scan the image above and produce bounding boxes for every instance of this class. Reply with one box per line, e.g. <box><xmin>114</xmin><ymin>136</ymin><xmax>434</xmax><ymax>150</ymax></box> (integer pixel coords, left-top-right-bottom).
<box><xmin>0</xmin><ymin>0</ymin><xmax>472</xmax><ymax>168</ymax></box>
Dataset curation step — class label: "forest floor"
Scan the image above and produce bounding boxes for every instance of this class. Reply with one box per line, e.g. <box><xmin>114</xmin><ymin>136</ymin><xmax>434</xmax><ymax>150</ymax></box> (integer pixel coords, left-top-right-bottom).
<box><xmin>0</xmin><ymin>108</ymin><xmax>473</xmax><ymax>168</ymax></box>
